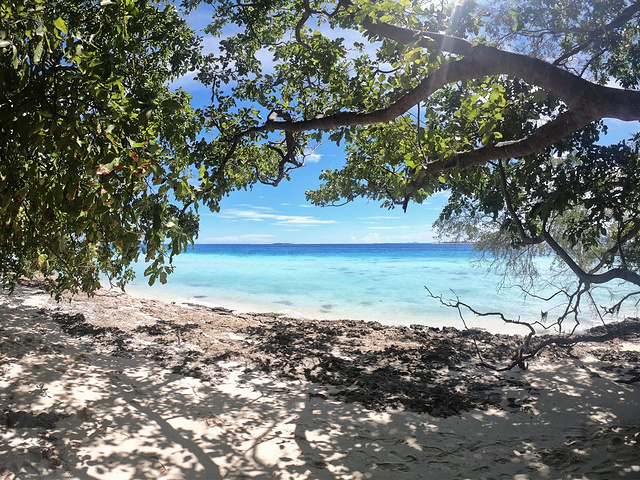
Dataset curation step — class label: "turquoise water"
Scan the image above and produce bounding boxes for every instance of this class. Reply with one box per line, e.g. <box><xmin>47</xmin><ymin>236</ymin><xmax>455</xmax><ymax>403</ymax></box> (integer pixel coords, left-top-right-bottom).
<box><xmin>124</xmin><ymin>243</ymin><xmax>637</xmax><ymax>334</ymax></box>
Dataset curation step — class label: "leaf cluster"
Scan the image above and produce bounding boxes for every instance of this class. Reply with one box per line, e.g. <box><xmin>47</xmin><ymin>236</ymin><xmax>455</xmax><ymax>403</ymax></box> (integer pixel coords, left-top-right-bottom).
<box><xmin>0</xmin><ymin>0</ymin><xmax>203</xmax><ymax>296</ymax></box>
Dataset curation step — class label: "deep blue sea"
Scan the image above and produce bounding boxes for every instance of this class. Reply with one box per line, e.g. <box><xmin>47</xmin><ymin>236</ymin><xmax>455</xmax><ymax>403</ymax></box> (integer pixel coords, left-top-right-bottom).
<box><xmin>125</xmin><ymin>243</ymin><xmax>637</xmax><ymax>334</ymax></box>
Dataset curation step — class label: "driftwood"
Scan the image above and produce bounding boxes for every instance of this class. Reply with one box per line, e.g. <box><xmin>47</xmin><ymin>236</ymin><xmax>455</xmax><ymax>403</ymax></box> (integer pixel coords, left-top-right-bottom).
<box><xmin>425</xmin><ymin>286</ymin><xmax>640</xmax><ymax>372</ymax></box>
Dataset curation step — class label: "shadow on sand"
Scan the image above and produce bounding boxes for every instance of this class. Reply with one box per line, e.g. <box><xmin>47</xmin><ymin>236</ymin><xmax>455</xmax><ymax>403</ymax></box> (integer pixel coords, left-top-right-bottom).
<box><xmin>1</xmin><ymin>287</ymin><xmax>639</xmax><ymax>479</ymax></box>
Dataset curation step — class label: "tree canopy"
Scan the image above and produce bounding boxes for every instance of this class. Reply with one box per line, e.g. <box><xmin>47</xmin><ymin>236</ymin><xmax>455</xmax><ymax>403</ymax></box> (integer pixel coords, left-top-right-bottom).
<box><xmin>189</xmin><ymin>0</ymin><xmax>640</xmax><ymax>330</ymax></box>
<box><xmin>2</xmin><ymin>0</ymin><xmax>640</xmax><ymax>332</ymax></box>
<box><xmin>1</xmin><ymin>0</ymin><xmax>204</xmax><ymax>295</ymax></box>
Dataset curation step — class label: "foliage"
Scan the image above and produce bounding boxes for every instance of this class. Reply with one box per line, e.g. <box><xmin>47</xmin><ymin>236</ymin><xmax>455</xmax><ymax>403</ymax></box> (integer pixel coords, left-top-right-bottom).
<box><xmin>0</xmin><ymin>0</ymin><xmax>203</xmax><ymax>296</ymax></box>
<box><xmin>187</xmin><ymin>0</ymin><xmax>640</xmax><ymax>330</ymax></box>
<box><xmin>2</xmin><ymin>0</ymin><xmax>640</xmax><ymax>331</ymax></box>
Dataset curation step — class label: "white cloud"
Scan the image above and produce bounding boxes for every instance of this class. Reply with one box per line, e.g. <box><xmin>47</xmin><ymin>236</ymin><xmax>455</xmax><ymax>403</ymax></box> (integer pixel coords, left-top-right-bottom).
<box><xmin>203</xmin><ymin>234</ymin><xmax>276</xmax><ymax>243</ymax></box>
<box><xmin>362</xmin><ymin>215</ymin><xmax>402</xmax><ymax>220</ymax></box>
<box><xmin>431</xmin><ymin>190</ymin><xmax>451</xmax><ymax>199</ymax></box>
<box><xmin>236</xmin><ymin>204</ymin><xmax>273</xmax><ymax>211</ymax></box>
<box><xmin>359</xmin><ymin>233</ymin><xmax>381</xmax><ymax>243</ymax></box>
<box><xmin>304</xmin><ymin>153</ymin><xmax>322</xmax><ymax>164</ymax></box>
<box><xmin>168</xmin><ymin>70</ymin><xmax>209</xmax><ymax>93</ymax></box>
<box><xmin>220</xmin><ymin>207</ymin><xmax>335</xmax><ymax>227</ymax></box>
<box><xmin>350</xmin><ymin>229</ymin><xmax>437</xmax><ymax>244</ymax></box>
<box><xmin>277</xmin><ymin>215</ymin><xmax>335</xmax><ymax>226</ymax></box>
<box><xmin>368</xmin><ymin>226</ymin><xmax>411</xmax><ymax>230</ymax></box>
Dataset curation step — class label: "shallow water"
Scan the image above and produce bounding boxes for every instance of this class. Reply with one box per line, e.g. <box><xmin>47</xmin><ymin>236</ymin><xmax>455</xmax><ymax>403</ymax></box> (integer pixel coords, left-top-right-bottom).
<box><xmin>124</xmin><ymin>243</ymin><xmax>637</xmax><ymax>334</ymax></box>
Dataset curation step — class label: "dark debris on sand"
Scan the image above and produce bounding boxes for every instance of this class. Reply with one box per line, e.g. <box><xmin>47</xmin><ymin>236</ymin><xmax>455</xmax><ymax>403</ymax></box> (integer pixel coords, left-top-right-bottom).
<box><xmin>43</xmin><ymin>291</ymin><xmax>640</xmax><ymax>417</ymax></box>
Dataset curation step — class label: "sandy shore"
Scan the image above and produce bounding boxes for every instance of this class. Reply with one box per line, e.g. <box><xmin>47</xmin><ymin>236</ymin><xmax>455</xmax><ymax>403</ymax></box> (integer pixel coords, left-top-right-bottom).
<box><xmin>1</xmin><ymin>283</ymin><xmax>639</xmax><ymax>479</ymax></box>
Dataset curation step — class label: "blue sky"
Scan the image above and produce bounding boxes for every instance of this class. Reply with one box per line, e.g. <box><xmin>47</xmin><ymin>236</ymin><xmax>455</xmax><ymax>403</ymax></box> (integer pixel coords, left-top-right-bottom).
<box><xmin>176</xmin><ymin>5</ymin><xmax>640</xmax><ymax>245</ymax></box>
<box><xmin>197</xmin><ymin>143</ymin><xmax>451</xmax><ymax>244</ymax></box>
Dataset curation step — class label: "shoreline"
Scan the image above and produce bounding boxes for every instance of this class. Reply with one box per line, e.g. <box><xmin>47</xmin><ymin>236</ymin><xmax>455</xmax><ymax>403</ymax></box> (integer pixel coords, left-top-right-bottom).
<box><xmin>120</xmin><ymin>282</ymin><xmax>557</xmax><ymax>337</ymax></box>
<box><xmin>119</xmin><ymin>242</ymin><xmax>557</xmax><ymax>336</ymax></box>
<box><xmin>1</xmin><ymin>283</ymin><xmax>640</xmax><ymax>479</ymax></box>
<box><xmin>122</xmin><ymin>282</ymin><xmax>637</xmax><ymax>337</ymax></box>
<box><xmin>118</xmin><ymin>242</ymin><xmax>640</xmax><ymax>336</ymax></box>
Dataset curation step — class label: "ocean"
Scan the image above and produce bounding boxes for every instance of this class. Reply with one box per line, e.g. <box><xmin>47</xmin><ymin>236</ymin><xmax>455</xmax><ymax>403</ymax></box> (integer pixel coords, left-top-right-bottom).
<box><xmin>124</xmin><ymin>243</ymin><xmax>636</xmax><ymax>334</ymax></box>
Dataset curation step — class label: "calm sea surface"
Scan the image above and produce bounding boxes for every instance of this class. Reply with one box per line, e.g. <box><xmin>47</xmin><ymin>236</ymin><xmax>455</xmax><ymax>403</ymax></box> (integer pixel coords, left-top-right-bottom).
<box><xmin>125</xmin><ymin>243</ymin><xmax>636</xmax><ymax>334</ymax></box>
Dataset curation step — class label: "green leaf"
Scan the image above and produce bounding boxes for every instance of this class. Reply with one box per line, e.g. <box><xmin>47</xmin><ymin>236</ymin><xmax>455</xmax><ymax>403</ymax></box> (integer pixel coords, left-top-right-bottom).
<box><xmin>532</xmin><ymin>89</ymin><xmax>548</xmax><ymax>104</ymax></box>
<box><xmin>54</xmin><ymin>17</ymin><xmax>68</xmax><ymax>34</ymax></box>
<box><xmin>161</xmin><ymin>98</ymin><xmax>183</xmax><ymax>112</ymax></box>
<box><xmin>33</xmin><ymin>38</ymin><xmax>44</xmax><ymax>63</ymax></box>
<box><xmin>405</xmin><ymin>158</ymin><xmax>417</xmax><ymax>169</ymax></box>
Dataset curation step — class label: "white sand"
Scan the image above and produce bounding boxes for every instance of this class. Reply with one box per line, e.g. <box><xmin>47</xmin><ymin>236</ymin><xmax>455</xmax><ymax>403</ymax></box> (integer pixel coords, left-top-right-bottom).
<box><xmin>1</xmin><ymin>285</ymin><xmax>639</xmax><ymax>479</ymax></box>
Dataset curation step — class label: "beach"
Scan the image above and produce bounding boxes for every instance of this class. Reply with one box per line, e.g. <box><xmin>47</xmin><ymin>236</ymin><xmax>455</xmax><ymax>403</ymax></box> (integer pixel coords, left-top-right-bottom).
<box><xmin>1</xmin><ymin>282</ymin><xmax>639</xmax><ymax>479</ymax></box>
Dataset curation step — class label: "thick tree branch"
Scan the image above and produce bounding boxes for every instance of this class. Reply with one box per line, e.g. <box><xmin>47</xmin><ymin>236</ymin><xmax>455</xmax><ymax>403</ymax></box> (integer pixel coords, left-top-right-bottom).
<box><xmin>232</xmin><ymin>55</ymin><xmax>485</xmax><ymax>136</ymax></box>
<box><xmin>542</xmin><ymin>228</ymin><xmax>640</xmax><ymax>287</ymax></box>
<box><xmin>349</xmin><ymin>6</ymin><xmax>640</xmax><ymax>119</ymax></box>
<box><xmin>229</xmin><ymin>18</ymin><xmax>640</xmax><ymax>174</ymax></box>
<box><xmin>433</xmin><ymin>110</ymin><xmax>594</xmax><ymax>171</ymax></box>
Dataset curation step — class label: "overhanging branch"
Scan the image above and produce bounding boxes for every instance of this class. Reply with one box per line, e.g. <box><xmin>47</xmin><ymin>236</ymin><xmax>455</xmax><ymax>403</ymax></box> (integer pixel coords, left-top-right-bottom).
<box><xmin>542</xmin><ymin>228</ymin><xmax>640</xmax><ymax>287</ymax></box>
<box><xmin>227</xmin><ymin>19</ymin><xmax>640</xmax><ymax>175</ymax></box>
<box><xmin>431</xmin><ymin>110</ymin><xmax>594</xmax><ymax>172</ymax></box>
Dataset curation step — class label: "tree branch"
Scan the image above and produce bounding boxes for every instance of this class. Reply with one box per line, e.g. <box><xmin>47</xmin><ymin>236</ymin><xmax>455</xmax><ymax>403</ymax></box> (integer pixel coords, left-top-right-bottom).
<box><xmin>427</xmin><ymin>285</ymin><xmax>640</xmax><ymax>371</ymax></box>
<box><xmin>603</xmin><ymin>290</ymin><xmax>640</xmax><ymax>315</ymax></box>
<box><xmin>553</xmin><ymin>1</ymin><xmax>640</xmax><ymax>66</ymax></box>
<box><xmin>589</xmin><ymin>220</ymin><xmax>640</xmax><ymax>274</ymax></box>
<box><xmin>347</xmin><ymin>5</ymin><xmax>640</xmax><ymax>118</ymax></box>
<box><xmin>520</xmin><ymin>319</ymin><xmax>640</xmax><ymax>370</ymax></box>
<box><xmin>227</xmin><ymin>21</ymin><xmax>640</xmax><ymax>175</ymax></box>
<box><xmin>496</xmin><ymin>159</ymin><xmax>544</xmax><ymax>245</ymax></box>
<box><xmin>433</xmin><ymin>110</ymin><xmax>594</xmax><ymax>171</ymax></box>
<box><xmin>542</xmin><ymin>227</ymin><xmax>640</xmax><ymax>287</ymax></box>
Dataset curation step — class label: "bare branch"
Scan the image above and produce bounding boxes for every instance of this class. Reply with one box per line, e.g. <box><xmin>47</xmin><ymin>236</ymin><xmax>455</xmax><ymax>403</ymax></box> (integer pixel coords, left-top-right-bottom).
<box><xmin>523</xmin><ymin>319</ymin><xmax>640</xmax><ymax>368</ymax></box>
<box><xmin>603</xmin><ymin>290</ymin><xmax>640</xmax><ymax>315</ymax></box>
<box><xmin>424</xmin><ymin>286</ymin><xmax>538</xmax><ymax>339</ymax></box>
<box><xmin>427</xmin><ymin>285</ymin><xmax>640</xmax><ymax>371</ymax></box>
